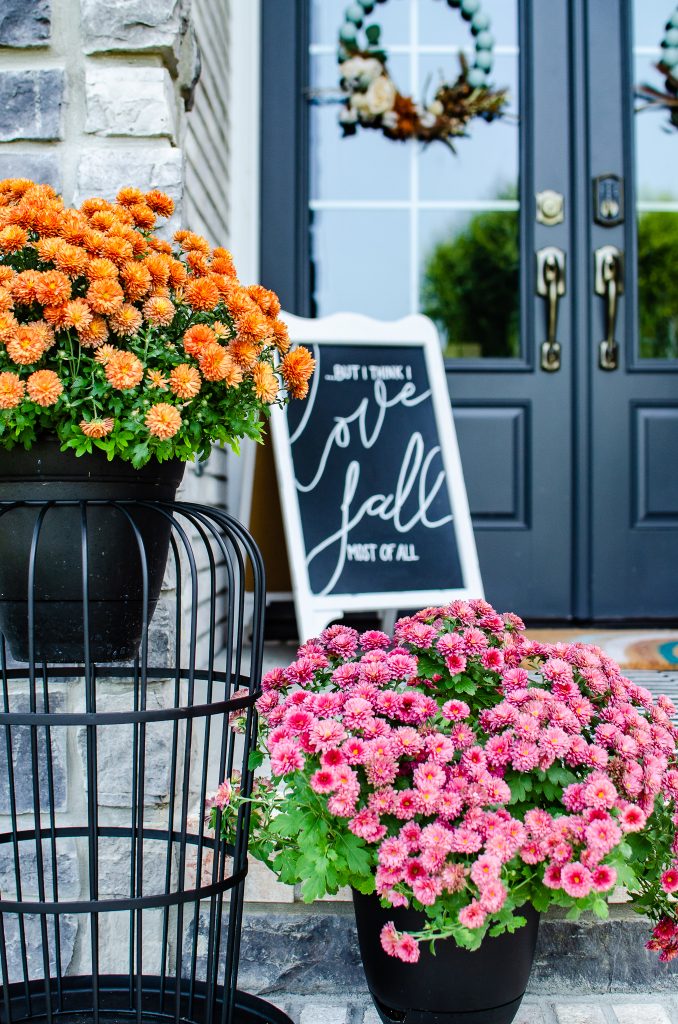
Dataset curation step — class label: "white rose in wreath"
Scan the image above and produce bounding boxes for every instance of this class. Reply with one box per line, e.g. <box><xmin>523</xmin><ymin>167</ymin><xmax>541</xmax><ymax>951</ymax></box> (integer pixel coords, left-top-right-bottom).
<box><xmin>364</xmin><ymin>75</ymin><xmax>397</xmax><ymax>116</ymax></box>
<box><xmin>340</xmin><ymin>57</ymin><xmax>384</xmax><ymax>90</ymax></box>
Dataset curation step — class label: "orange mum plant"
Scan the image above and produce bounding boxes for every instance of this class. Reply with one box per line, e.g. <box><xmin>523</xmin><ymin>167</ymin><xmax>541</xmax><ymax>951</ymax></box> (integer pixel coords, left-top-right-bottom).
<box><xmin>0</xmin><ymin>178</ymin><xmax>315</xmax><ymax>466</ymax></box>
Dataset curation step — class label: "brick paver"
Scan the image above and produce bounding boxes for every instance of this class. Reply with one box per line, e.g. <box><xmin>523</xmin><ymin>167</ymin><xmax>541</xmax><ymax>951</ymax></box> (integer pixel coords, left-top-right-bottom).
<box><xmin>612</xmin><ymin>1005</ymin><xmax>673</xmax><ymax>1024</ymax></box>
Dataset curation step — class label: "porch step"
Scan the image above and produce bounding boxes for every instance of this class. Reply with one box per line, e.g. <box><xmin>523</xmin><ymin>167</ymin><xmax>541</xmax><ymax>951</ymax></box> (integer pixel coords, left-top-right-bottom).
<box><xmin>237</xmin><ymin>903</ymin><xmax>678</xmax><ymax>998</ymax></box>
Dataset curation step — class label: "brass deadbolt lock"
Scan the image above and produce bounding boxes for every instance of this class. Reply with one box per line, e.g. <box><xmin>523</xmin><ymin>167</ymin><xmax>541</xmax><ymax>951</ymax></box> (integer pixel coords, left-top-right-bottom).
<box><xmin>536</xmin><ymin>190</ymin><xmax>564</xmax><ymax>226</ymax></box>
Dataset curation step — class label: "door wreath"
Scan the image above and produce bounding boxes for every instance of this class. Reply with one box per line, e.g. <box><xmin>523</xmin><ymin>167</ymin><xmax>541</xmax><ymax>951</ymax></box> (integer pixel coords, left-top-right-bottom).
<box><xmin>337</xmin><ymin>0</ymin><xmax>508</xmax><ymax>149</ymax></box>
<box><xmin>636</xmin><ymin>9</ymin><xmax>678</xmax><ymax>129</ymax></box>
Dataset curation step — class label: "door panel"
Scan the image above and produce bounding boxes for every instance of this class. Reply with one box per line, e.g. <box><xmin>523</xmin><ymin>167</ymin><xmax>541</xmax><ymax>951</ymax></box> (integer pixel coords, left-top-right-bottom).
<box><xmin>588</xmin><ymin>0</ymin><xmax>678</xmax><ymax>619</ymax></box>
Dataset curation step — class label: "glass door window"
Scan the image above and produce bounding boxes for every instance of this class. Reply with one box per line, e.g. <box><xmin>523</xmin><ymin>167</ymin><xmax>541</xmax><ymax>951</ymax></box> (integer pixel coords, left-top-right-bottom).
<box><xmin>308</xmin><ymin>0</ymin><xmax>521</xmax><ymax>358</ymax></box>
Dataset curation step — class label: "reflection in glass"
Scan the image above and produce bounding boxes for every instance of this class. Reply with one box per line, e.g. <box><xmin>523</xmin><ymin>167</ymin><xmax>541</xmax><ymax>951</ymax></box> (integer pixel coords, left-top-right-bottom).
<box><xmin>420</xmin><ymin>205</ymin><xmax>519</xmax><ymax>359</ymax></box>
<box><xmin>637</xmin><ymin>211</ymin><xmax>678</xmax><ymax>358</ymax></box>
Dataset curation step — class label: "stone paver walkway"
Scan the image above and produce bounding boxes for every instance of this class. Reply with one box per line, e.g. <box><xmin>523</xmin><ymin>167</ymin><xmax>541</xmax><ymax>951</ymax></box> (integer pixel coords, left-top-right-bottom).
<box><xmin>269</xmin><ymin>995</ymin><xmax>678</xmax><ymax>1024</ymax></box>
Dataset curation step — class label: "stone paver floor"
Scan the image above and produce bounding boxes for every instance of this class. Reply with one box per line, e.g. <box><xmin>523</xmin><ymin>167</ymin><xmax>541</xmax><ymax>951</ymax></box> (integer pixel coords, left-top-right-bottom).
<box><xmin>268</xmin><ymin>995</ymin><xmax>678</xmax><ymax>1024</ymax></box>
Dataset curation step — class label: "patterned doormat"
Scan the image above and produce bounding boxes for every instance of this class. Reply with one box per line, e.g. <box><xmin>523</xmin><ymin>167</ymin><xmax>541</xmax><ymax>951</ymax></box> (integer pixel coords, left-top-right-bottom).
<box><xmin>526</xmin><ymin>629</ymin><xmax>678</xmax><ymax>670</ymax></box>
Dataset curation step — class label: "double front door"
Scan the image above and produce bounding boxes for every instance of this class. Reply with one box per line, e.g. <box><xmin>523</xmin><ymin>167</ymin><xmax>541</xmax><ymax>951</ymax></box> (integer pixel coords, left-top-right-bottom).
<box><xmin>260</xmin><ymin>0</ymin><xmax>678</xmax><ymax>621</ymax></box>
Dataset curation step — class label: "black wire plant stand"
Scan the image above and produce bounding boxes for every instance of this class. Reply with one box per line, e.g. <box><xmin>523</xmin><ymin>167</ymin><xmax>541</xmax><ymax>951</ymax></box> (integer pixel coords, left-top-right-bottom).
<box><xmin>0</xmin><ymin>498</ymin><xmax>288</xmax><ymax>1024</ymax></box>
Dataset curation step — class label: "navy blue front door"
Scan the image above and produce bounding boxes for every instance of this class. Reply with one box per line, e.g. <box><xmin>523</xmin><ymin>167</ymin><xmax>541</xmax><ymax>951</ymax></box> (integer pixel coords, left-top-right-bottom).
<box><xmin>259</xmin><ymin>0</ymin><xmax>678</xmax><ymax>621</ymax></box>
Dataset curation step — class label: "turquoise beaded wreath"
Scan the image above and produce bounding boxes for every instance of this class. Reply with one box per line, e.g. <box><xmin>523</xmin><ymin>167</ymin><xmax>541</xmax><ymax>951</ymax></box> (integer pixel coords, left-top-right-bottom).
<box><xmin>337</xmin><ymin>0</ymin><xmax>507</xmax><ymax>149</ymax></box>
<box><xmin>636</xmin><ymin>6</ymin><xmax>678</xmax><ymax>130</ymax></box>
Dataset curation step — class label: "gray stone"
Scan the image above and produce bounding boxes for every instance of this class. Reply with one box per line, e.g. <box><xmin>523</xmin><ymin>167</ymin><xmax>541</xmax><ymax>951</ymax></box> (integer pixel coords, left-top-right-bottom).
<box><xmin>513</xmin><ymin>1006</ymin><xmax>547</xmax><ymax>1024</ymax></box>
<box><xmin>95</xmin><ymin>833</ymin><xmax>175</xmax><ymax>899</ymax></box>
<box><xmin>76</xmin><ymin>686</ymin><xmax>174</xmax><ymax>807</ymax></box>
<box><xmin>613</xmin><ymin>1006</ymin><xmax>672</xmax><ymax>1024</ymax></box>
<box><xmin>74</xmin><ymin>147</ymin><xmax>183</xmax><ymax>238</ymax></box>
<box><xmin>2</xmin><ymin>912</ymin><xmax>77</xmax><ymax>984</ymax></box>
<box><xmin>0</xmin><ymin>152</ymin><xmax>61</xmax><ymax>190</ymax></box>
<box><xmin>553</xmin><ymin>1007</ymin><xmax>606</xmax><ymax>1024</ymax></box>
<box><xmin>0</xmin><ymin>689</ymin><xmax>67</xmax><ymax>814</ymax></box>
<box><xmin>0</xmin><ymin>836</ymin><xmax>79</xmax><ymax>900</ymax></box>
<box><xmin>299</xmin><ymin>1008</ymin><xmax>348</xmax><ymax>1024</ymax></box>
<box><xmin>0</xmin><ymin>0</ymin><xmax>51</xmax><ymax>47</ymax></box>
<box><xmin>0</xmin><ymin>70</ymin><xmax>64</xmax><ymax>141</ymax></box>
<box><xmin>85</xmin><ymin>65</ymin><xmax>176</xmax><ymax>138</ymax></box>
<box><xmin>81</xmin><ymin>0</ymin><xmax>191</xmax><ymax>63</ymax></box>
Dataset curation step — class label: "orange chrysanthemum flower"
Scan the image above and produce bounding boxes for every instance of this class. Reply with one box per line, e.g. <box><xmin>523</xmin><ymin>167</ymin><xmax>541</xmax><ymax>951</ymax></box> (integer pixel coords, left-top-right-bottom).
<box><xmin>81</xmin><ymin>197</ymin><xmax>112</xmax><ymax>217</ymax></box>
<box><xmin>229</xmin><ymin>339</ymin><xmax>261</xmax><ymax>370</ymax></box>
<box><xmin>0</xmin><ymin>266</ymin><xmax>16</xmax><ymax>285</ymax></box>
<box><xmin>185</xmin><ymin>251</ymin><xmax>211</xmax><ymax>277</ymax></box>
<box><xmin>0</xmin><ymin>311</ymin><xmax>18</xmax><ymax>342</ymax></box>
<box><xmin>271</xmin><ymin>318</ymin><xmax>291</xmax><ymax>353</ymax></box>
<box><xmin>26</xmin><ymin>369</ymin><xmax>63</xmax><ymax>406</ymax></box>
<box><xmin>0</xmin><ymin>224</ymin><xmax>28</xmax><ymax>252</ymax></box>
<box><xmin>80</xmin><ymin>417</ymin><xmax>115</xmax><ymax>438</ymax></box>
<box><xmin>184</xmin><ymin>277</ymin><xmax>220</xmax><ymax>312</ymax></box>
<box><xmin>211</xmin><ymin>249</ymin><xmax>236</xmax><ymax>277</ymax></box>
<box><xmin>99</xmin><ymin>235</ymin><xmax>134</xmax><ymax>266</ymax></box>
<box><xmin>182</xmin><ymin>323</ymin><xmax>216</xmax><ymax>358</ymax></box>
<box><xmin>7</xmin><ymin>323</ymin><xmax>49</xmax><ymax>365</ymax></box>
<box><xmin>221</xmin><ymin>284</ymin><xmax>255</xmax><ymax>318</ymax></box>
<box><xmin>104</xmin><ymin>350</ymin><xmax>144</xmax><ymax>390</ymax></box>
<box><xmin>128</xmin><ymin>203</ymin><xmax>155</xmax><ymax>230</ymax></box>
<box><xmin>252</xmin><ymin>363</ymin><xmax>279</xmax><ymax>404</ymax></box>
<box><xmin>281</xmin><ymin>346</ymin><xmax>316</xmax><ymax>399</ymax></box>
<box><xmin>198</xmin><ymin>343</ymin><xmax>232</xmax><ymax>382</ymax></box>
<box><xmin>94</xmin><ymin>344</ymin><xmax>118</xmax><ymax>365</ymax></box>
<box><xmin>143</xmin><ymin>252</ymin><xmax>171</xmax><ymax>287</ymax></box>
<box><xmin>147</xmin><ymin>369</ymin><xmax>169</xmax><ymax>389</ymax></box>
<box><xmin>169</xmin><ymin>363</ymin><xmax>201</xmax><ymax>399</ymax></box>
<box><xmin>247</xmin><ymin>284</ymin><xmax>281</xmax><ymax>319</ymax></box>
<box><xmin>116</xmin><ymin>187</ymin><xmax>145</xmax><ymax>208</ymax></box>
<box><xmin>35</xmin><ymin>236</ymin><xmax>65</xmax><ymax>264</ymax></box>
<box><xmin>0</xmin><ymin>286</ymin><xmax>13</xmax><ymax>313</ymax></box>
<box><xmin>42</xmin><ymin>303</ymin><xmax>70</xmax><ymax>329</ymax></box>
<box><xmin>63</xmin><ymin>298</ymin><xmax>93</xmax><ymax>333</ymax></box>
<box><xmin>121</xmin><ymin>262</ymin><xmax>152</xmax><ymax>302</ymax></box>
<box><xmin>146</xmin><ymin>402</ymin><xmax>182</xmax><ymax>439</ymax></box>
<box><xmin>78</xmin><ymin>316</ymin><xmax>109</xmax><ymax>349</ymax></box>
<box><xmin>85</xmin><ymin>257</ymin><xmax>119</xmax><ymax>281</ymax></box>
<box><xmin>147</xmin><ymin>236</ymin><xmax>172</xmax><ymax>255</ymax></box>
<box><xmin>34</xmin><ymin>270</ymin><xmax>72</xmax><ymax>307</ymax></box>
<box><xmin>236</xmin><ymin>307</ymin><xmax>271</xmax><ymax>344</ymax></box>
<box><xmin>142</xmin><ymin>295</ymin><xmax>175</xmax><ymax>326</ymax></box>
<box><xmin>213</xmin><ymin>320</ymin><xmax>233</xmax><ymax>340</ymax></box>
<box><xmin>174</xmin><ymin>230</ymin><xmax>210</xmax><ymax>255</ymax></box>
<box><xmin>87</xmin><ymin>278</ymin><xmax>125</xmax><ymax>315</ymax></box>
<box><xmin>109</xmin><ymin>303</ymin><xmax>143</xmax><ymax>338</ymax></box>
<box><xmin>10</xmin><ymin>270</ymin><xmax>41</xmax><ymax>305</ymax></box>
<box><xmin>89</xmin><ymin>210</ymin><xmax>117</xmax><ymax>231</ymax></box>
<box><xmin>144</xmin><ymin>190</ymin><xmax>174</xmax><ymax>217</ymax></box>
<box><xmin>168</xmin><ymin>259</ymin><xmax>187</xmax><ymax>289</ymax></box>
<box><xmin>51</xmin><ymin>242</ymin><xmax>89</xmax><ymax>276</ymax></box>
<box><xmin>56</xmin><ymin>209</ymin><xmax>89</xmax><ymax>246</ymax></box>
<box><xmin>0</xmin><ymin>371</ymin><xmax>25</xmax><ymax>409</ymax></box>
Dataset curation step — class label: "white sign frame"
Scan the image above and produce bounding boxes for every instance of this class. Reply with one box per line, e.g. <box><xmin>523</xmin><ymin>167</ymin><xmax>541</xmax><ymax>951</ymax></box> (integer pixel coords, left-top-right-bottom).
<box><xmin>270</xmin><ymin>312</ymin><xmax>484</xmax><ymax>641</ymax></box>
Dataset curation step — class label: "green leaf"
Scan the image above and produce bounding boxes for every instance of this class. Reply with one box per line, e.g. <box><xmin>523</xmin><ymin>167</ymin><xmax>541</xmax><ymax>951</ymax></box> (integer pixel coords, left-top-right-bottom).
<box><xmin>351</xmin><ymin>875</ymin><xmax>376</xmax><ymax>895</ymax></box>
<box><xmin>248</xmin><ymin>749</ymin><xmax>264</xmax><ymax>771</ymax></box>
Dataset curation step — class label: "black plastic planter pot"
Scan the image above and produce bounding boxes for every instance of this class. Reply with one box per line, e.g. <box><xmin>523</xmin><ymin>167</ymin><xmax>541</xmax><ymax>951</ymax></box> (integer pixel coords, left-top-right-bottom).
<box><xmin>352</xmin><ymin>890</ymin><xmax>540</xmax><ymax>1024</ymax></box>
<box><xmin>0</xmin><ymin>439</ymin><xmax>185</xmax><ymax>663</ymax></box>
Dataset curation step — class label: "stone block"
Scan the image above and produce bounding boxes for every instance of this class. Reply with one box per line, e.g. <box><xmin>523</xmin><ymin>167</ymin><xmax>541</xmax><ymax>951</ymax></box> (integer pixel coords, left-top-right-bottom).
<box><xmin>613</xmin><ymin>1005</ymin><xmax>672</xmax><ymax>1024</ymax></box>
<box><xmin>553</xmin><ymin>1007</ymin><xmax>606</xmax><ymax>1024</ymax></box>
<box><xmin>0</xmin><ymin>689</ymin><xmax>67</xmax><ymax>814</ymax></box>
<box><xmin>0</xmin><ymin>836</ymin><xmax>79</xmax><ymax>900</ymax></box>
<box><xmin>81</xmin><ymin>0</ymin><xmax>191</xmax><ymax>58</ymax></box>
<box><xmin>80</xmin><ymin>908</ymin><xmax>165</xmax><ymax>975</ymax></box>
<box><xmin>2</xmin><ymin>912</ymin><xmax>77</xmax><ymax>984</ymax></box>
<box><xmin>299</xmin><ymin>1007</ymin><xmax>348</xmax><ymax>1024</ymax></box>
<box><xmin>245</xmin><ymin>860</ymin><xmax>295</xmax><ymax>904</ymax></box>
<box><xmin>0</xmin><ymin>70</ymin><xmax>63</xmax><ymax>141</ymax></box>
<box><xmin>0</xmin><ymin>0</ymin><xmax>50</xmax><ymax>47</ymax></box>
<box><xmin>513</xmin><ymin>1006</ymin><xmax>547</xmax><ymax>1024</ymax></box>
<box><xmin>0</xmin><ymin>152</ymin><xmax>61</xmax><ymax>191</ymax></box>
<box><xmin>95</xmin><ymin>833</ymin><xmax>174</xmax><ymax>899</ymax></box>
<box><xmin>74</xmin><ymin>147</ymin><xmax>183</xmax><ymax>237</ymax></box>
<box><xmin>85</xmin><ymin>65</ymin><xmax>176</xmax><ymax>138</ymax></box>
<box><xmin>76</xmin><ymin>686</ymin><xmax>174</xmax><ymax>807</ymax></box>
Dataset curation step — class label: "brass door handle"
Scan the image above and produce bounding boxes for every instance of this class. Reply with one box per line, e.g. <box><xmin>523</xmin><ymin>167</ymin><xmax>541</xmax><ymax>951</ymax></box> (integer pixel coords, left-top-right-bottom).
<box><xmin>536</xmin><ymin>246</ymin><xmax>566</xmax><ymax>371</ymax></box>
<box><xmin>594</xmin><ymin>245</ymin><xmax>624</xmax><ymax>370</ymax></box>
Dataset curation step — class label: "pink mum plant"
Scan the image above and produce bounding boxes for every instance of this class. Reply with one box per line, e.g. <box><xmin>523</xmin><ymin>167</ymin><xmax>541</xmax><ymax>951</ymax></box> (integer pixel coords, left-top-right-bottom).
<box><xmin>211</xmin><ymin>600</ymin><xmax>678</xmax><ymax>964</ymax></box>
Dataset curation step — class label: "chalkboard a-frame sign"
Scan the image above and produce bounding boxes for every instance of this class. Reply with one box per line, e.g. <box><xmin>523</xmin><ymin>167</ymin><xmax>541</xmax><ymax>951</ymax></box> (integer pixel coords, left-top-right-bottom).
<box><xmin>270</xmin><ymin>313</ymin><xmax>484</xmax><ymax>642</ymax></box>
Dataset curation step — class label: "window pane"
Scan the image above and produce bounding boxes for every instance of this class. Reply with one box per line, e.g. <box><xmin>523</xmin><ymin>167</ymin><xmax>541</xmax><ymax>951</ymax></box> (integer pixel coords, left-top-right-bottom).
<box><xmin>419</xmin><ymin>209</ymin><xmax>520</xmax><ymax>359</ymax></box>
<box><xmin>633</xmin><ymin>31</ymin><xmax>678</xmax><ymax>359</ymax></box>
<box><xmin>311</xmin><ymin>0</ymin><xmax>409</xmax><ymax>47</ymax></box>
<box><xmin>419</xmin><ymin>0</ymin><xmax>517</xmax><ymax>48</ymax></box>
<box><xmin>311</xmin><ymin>210</ymin><xmax>411</xmax><ymax>319</ymax></box>
<box><xmin>309</xmin><ymin>55</ymin><xmax>410</xmax><ymax>201</ymax></box>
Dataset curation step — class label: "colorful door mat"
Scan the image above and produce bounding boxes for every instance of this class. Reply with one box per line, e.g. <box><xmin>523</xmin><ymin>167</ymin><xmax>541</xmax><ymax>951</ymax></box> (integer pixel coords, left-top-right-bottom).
<box><xmin>526</xmin><ymin>629</ymin><xmax>678</xmax><ymax>670</ymax></box>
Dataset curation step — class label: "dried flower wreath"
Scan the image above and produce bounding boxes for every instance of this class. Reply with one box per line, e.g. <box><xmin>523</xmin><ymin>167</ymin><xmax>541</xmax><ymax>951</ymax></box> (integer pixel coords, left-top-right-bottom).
<box><xmin>337</xmin><ymin>0</ymin><xmax>508</xmax><ymax>150</ymax></box>
<box><xmin>636</xmin><ymin>8</ymin><xmax>678</xmax><ymax>130</ymax></box>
